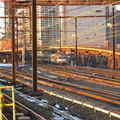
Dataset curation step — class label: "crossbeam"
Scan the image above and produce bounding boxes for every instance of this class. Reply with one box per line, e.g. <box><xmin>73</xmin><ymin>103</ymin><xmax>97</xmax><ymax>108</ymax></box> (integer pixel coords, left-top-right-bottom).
<box><xmin>0</xmin><ymin>15</ymin><xmax>113</xmax><ymax>18</ymax></box>
<box><xmin>8</xmin><ymin>0</ymin><xmax>120</xmax><ymax>5</ymax></box>
<box><xmin>36</xmin><ymin>0</ymin><xmax>118</xmax><ymax>5</ymax></box>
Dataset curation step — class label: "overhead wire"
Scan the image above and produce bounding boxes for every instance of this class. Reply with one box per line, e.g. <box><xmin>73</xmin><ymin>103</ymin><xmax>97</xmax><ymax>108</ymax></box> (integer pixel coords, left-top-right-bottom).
<box><xmin>67</xmin><ymin>4</ymin><xmax>120</xmax><ymax>47</ymax></box>
<box><xmin>41</xmin><ymin>0</ymin><xmax>65</xmax><ymax>16</ymax></box>
<box><xmin>35</xmin><ymin>0</ymin><xmax>120</xmax><ymax>49</ymax></box>
<box><xmin>77</xmin><ymin>12</ymin><xmax>120</xmax><ymax>46</ymax></box>
<box><xmin>32</xmin><ymin>0</ymin><xmax>120</xmax><ymax>49</ymax></box>
<box><xmin>61</xmin><ymin>5</ymin><xmax>111</xmax><ymax>45</ymax></box>
<box><xmin>77</xmin><ymin>26</ymin><xmax>120</xmax><ymax>47</ymax></box>
<box><xmin>3</xmin><ymin>0</ymin><xmax>120</xmax><ymax>49</ymax></box>
<box><xmin>40</xmin><ymin>2</ymin><xmax>113</xmax><ymax>30</ymax></box>
<box><xmin>78</xmin><ymin>31</ymin><xmax>120</xmax><ymax>46</ymax></box>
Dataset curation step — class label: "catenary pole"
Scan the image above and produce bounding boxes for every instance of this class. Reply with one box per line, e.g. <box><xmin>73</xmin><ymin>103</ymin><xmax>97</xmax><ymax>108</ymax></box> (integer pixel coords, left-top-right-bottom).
<box><xmin>12</xmin><ymin>0</ymin><xmax>16</xmax><ymax>83</ymax></box>
<box><xmin>32</xmin><ymin>0</ymin><xmax>37</xmax><ymax>91</ymax></box>
<box><xmin>75</xmin><ymin>18</ymin><xmax>78</xmax><ymax>66</ymax></box>
<box><xmin>112</xmin><ymin>4</ymin><xmax>116</xmax><ymax>70</ymax></box>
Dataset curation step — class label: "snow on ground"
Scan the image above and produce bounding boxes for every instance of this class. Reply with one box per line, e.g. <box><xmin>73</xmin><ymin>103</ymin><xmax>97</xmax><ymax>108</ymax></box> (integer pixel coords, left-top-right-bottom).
<box><xmin>17</xmin><ymin>92</ymin><xmax>83</xmax><ymax>120</ymax></box>
<box><xmin>30</xmin><ymin>67</ymin><xmax>58</xmax><ymax>79</ymax></box>
<box><xmin>0</xmin><ymin>63</ymin><xmax>12</xmax><ymax>67</ymax></box>
<box><xmin>45</xmin><ymin>74</ymin><xmax>57</xmax><ymax>79</ymax></box>
<box><xmin>0</xmin><ymin>63</ymin><xmax>83</xmax><ymax>120</ymax></box>
<box><xmin>0</xmin><ymin>63</ymin><xmax>27</xmax><ymax>67</ymax></box>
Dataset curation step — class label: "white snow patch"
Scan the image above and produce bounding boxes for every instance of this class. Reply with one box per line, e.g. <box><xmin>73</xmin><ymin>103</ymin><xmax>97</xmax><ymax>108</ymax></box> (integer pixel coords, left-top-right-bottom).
<box><xmin>55</xmin><ymin>104</ymin><xmax>60</xmax><ymax>109</ymax></box>
<box><xmin>4</xmin><ymin>88</ymin><xmax>11</xmax><ymax>91</ymax></box>
<box><xmin>18</xmin><ymin>93</ymin><xmax>26</xmax><ymax>97</ymax></box>
<box><xmin>30</xmin><ymin>68</ymin><xmax>42</xmax><ymax>73</ymax></box>
<box><xmin>37</xmin><ymin>103</ymin><xmax>45</xmax><ymax>107</ymax></box>
<box><xmin>24</xmin><ymin>97</ymin><xmax>36</xmax><ymax>103</ymax></box>
<box><xmin>0</xmin><ymin>79</ymin><xmax>6</xmax><ymax>82</ymax></box>
<box><xmin>69</xmin><ymin>115</ymin><xmax>82</xmax><ymax>120</ymax></box>
<box><xmin>0</xmin><ymin>63</ymin><xmax>27</xmax><ymax>67</ymax></box>
<box><xmin>41</xmin><ymin>99</ymin><xmax>49</xmax><ymax>103</ymax></box>
<box><xmin>53</xmin><ymin>117</ymin><xmax>64</xmax><ymax>120</ymax></box>
<box><xmin>45</xmin><ymin>74</ymin><xmax>57</xmax><ymax>79</ymax></box>
<box><xmin>37</xmin><ymin>70</ymin><xmax>42</xmax><ymax>73</ymax></box>
<box><xmin>0</xmin><ymin>64</ymin><xmax>12</xmax><ymax>66</ymax></box>
<box><xmin>65</xmin><ymin>107</ymin><xmax>69</xmax><ymax>110</ymax></box>
<box><xmin>52</xmin><ymin>113</ymin><xmax>64</xmax><ymax>120</ymax></box>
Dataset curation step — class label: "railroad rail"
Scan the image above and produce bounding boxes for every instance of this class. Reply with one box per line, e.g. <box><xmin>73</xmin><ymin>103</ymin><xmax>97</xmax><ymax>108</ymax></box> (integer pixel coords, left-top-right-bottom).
<box><xmin>24</xmin><ymin>66</ymin><xmax>120</xmax><ymax>103</ymax></box>
<box><xmin>1</xmin><ymin>87</ymin><xmax>79</xmax><ymax>120</ymax></box>
<box><xmin>0</xmin><ymin>67</ymin><xmax>120</xmax><ymax>104</ymax></box>
<box><xmin>36</xmin><ymin>64</ymin><xmax>120</xmax><ymax>88</ymax></box>
<box><xmin>1</xmin><ymin>66</ymin><xmax>120</xmax><ymax>100</ymax></box>
<box><xmin>0</xmin><ymin>66</ymin><xmax>120</xmax><ymax>119</ymax></box>
<box><xmin>0</xmin><ymin>67</ymin><xmax>120</xmax><ymax>102</ymax></box>
<box><xmin>2</xmin><ymin>115</ymin><xmax>8</xmax><ymax>120</ymax></box>
<box><xmin>2</xmin><ymin>91</ymin><xmax>46</xmax><ymax>120</ymax></box>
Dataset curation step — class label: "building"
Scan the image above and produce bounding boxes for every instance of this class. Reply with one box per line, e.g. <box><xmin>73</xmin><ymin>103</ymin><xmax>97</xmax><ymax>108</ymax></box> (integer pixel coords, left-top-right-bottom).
<box><xmin>107</xmin><ymin>5</ymin><xmax>120</xmax><ymax>48</ymax></box>
<box><xmin>3</xmin><ymin>3</ymin><xmax>120</xmax><ymax>51</ymax></box>
<box><xmin>40</xmin><ymin>6</ymin><xmax>60</xmax><ymax>51</ymax></box>
<box><xmin>61</xmin><ymin>5</ymin><xmax>107</xmax><ymax>48</ymax></box>
<box><xmin>114</xmin><ymin>6</ymin><xmax>120</xmax><ymax>48</ymax></box>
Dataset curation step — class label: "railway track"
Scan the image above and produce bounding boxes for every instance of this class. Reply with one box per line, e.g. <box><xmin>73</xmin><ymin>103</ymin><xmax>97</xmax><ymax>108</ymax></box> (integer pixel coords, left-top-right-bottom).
<box><xmin>0</xmin><ymin>66</ymin><xmax>120</xmax><ymax>107</ymax></box>
<box><xmin>20</xmin><ymin>66</ymin><xmax>120</xmax><ymax>105</ymax></box>
<box><xmin>2</xmin><ymin>92</ymin><xmax>46</xmax><ymax>120</ymax></box>
<box><xmin>36</xmin><ymin>64</ymin><xmax>120</xmax><ymax>88</ymax></box>
<box><xmin>1</xmin><ymin>86</ymin><xmax>81</xmax><ymax>120</ymax></box>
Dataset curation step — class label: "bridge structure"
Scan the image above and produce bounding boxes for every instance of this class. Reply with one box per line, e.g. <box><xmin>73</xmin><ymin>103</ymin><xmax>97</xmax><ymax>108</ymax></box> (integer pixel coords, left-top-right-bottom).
<box><xmin>0</xmin><ymin>0</ymin><xmax>119</xmax><ymax>91</ymax></box>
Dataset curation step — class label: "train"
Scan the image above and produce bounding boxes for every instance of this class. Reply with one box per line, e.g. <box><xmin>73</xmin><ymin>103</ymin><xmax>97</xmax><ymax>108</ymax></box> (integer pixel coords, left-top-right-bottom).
<box><xmin>37</xmin><ymin>53</ymin><xmax>68</xmax><ymax>65</ymax></box>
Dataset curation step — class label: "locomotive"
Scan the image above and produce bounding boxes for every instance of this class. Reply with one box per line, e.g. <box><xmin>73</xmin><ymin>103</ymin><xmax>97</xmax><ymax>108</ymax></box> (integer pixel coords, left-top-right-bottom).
<box><xmin>37</xmin><ymin>53</ymin><xmax>67</xmax><ymax>65</ymax></box>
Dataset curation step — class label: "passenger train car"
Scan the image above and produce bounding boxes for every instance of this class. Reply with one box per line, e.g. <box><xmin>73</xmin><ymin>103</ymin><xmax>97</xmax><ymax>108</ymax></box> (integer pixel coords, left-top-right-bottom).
<box><xmin>38</xmin><ymin>53</ymin><xmax>67</xmax><ymax>65</ymax></box>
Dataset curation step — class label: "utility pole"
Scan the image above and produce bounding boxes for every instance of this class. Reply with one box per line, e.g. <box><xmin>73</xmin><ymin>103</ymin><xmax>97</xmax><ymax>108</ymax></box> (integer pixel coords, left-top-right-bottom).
<box><xmin>16</xmin><ymin>18</ymin><xmax>18</xmax><ymax>67</ymax></box>
<box><xmin>75</xmin><ymin>18</ymin><xmax>78</xmax><ymax>66</ymax></box>
<box><xmin>32</xmin><ymin>0</ymin><xmax>37</xmax><ymax>92</ymax></box>
<box><xmin>12</xmin><ymin>0</ymin><xmax>16</xmax><ymax>83</ymax></box>
<box><xmin>59</xmin><ymin>18</ymin><xmax>62</xmax><ymax>53</ymax></box>
<box><xmin>112</xmin><ymin>4</ymin><xmax>116</xmax><ymax>70</ymax></box>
